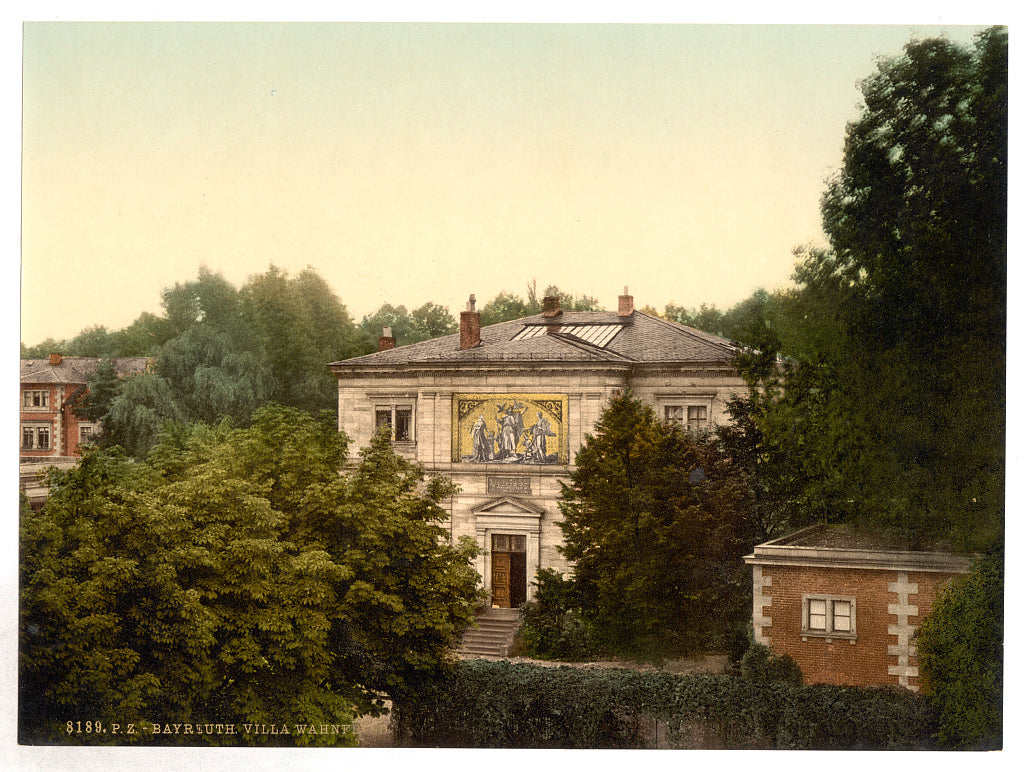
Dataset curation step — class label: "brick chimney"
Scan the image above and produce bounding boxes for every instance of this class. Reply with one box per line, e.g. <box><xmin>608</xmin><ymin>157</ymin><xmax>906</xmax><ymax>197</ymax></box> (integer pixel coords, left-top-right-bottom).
<box><xmin>541</xmin><ymin>295</ymin><xmax>562</xmax><ymax>318</ymax></box>
<box><xmin>618</xmin><ymin>286</ymin><xmax>634</xmax><ymax>317</ymax></box>
<box><xmin>49</xmin><ymin>353</ymin><xmax>62</xmax><ymax>365</ymax></box>
<box><xmin>378</xmin><ymin>326</ymin><xmax>395</xmax><ymax>352</ymax></box>
<box><xmin>460</xmin><ymin>295</ymin><xmax>481</xmax><ymax>350</ymax></box>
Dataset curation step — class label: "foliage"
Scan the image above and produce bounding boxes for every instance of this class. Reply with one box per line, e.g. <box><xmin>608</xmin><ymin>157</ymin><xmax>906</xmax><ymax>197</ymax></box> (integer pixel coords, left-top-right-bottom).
<box><xmin>19</xmin><ymin>406</ymin><xmax>480</xmax><ymax>745</ymax></box>
<box><xmin>738</xmin><ymin>640</ymin><xmax>802</xmax><ymax>688</ymax></box>
<box><xmin>61</xmin><ymin>265</ymin><xmax>362</xmax><ymax>457</ymax></box>
<box><xmin>518</xmin><ymin>569</ymin><xmax>597</xmax><ymax>661</ymax></box>
<box><xmin>76</xmin><ymin>358</ymin><xmax>123</xmax><ymax>424</ymax></box>
<box><xmin>479</xmin><ymin>282</ymin><xmax>604</xmax><ymax>325</ymax></box>
<box><xmin>357</xmin><ymin>301</ymin><xmax>457</xmax><ymax>351</ymax></box>
<box><xmin>558</xmin><ymin>391</ymin><xmax>756</xmax><ymax>658</ymax></box>
<box><xmin>915</xmin><ymin>544</ymin><xmax>1003</xmax><ymax>749</ymax></box>
<box><xmin>732</xmin><ymin>29</ymin><xmax>1006</xmax><ymax>550</ymax></box>
<box><xmin>392</xmin><ymin>659</ymin><xmax>937</xmax><ymax>749</ymax></box>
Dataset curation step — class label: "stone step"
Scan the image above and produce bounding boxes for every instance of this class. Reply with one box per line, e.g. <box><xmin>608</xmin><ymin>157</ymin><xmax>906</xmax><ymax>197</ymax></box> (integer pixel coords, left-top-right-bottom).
<box><xmin>456</xmin><ymin>609</ymin><xmax>523</xmax><ymax>657</ymax></box>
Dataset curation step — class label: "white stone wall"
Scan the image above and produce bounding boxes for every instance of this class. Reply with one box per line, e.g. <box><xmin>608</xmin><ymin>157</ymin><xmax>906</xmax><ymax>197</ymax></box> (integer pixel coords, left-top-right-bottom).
<box><xmin>336</xmin><ymin>364</ymin><xmax>743</xmax><ymax>601</ymax></box>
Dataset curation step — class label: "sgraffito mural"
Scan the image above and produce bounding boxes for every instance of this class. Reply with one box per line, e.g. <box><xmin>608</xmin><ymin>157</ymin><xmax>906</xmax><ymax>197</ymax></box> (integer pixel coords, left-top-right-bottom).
<box><xmin>453</xmin><ymin>393</ymin><xmax>568</xmax><ymax>465</ymax></box>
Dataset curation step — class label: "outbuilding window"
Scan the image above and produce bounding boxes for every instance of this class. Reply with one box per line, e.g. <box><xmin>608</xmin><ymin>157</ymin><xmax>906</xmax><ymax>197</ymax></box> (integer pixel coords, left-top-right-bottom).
<box><xmin>802</xmin><ymin>594</ymin><xmax>856</xmax><ymax>639</ymax></box>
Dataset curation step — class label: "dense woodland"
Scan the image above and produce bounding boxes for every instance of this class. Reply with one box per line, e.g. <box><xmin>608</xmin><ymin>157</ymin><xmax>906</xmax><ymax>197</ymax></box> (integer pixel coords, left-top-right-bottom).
<box><xmin>19</xmin><ymin>29</ymin><xmax>1005</xmax><ymax>747</ymax></box>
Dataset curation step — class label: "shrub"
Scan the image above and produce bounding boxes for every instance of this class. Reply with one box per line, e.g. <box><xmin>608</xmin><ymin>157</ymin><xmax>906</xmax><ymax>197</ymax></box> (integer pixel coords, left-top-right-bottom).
<box><xmin>392</xmin><ymin>660</ymin><xmax>937</xmax><ymax>749</ymax></box>
<box><xmin>739</xmin><ymin>641</ymin><xmax>802</xmax><ymax>687</ymax></box>
<box><xmin>518</xmin><ymin>569</ymin><xmax>597</xmax><ymax>660</ymax></box>
<box><xmin>915</xmin><ymin>544</ymin><xmax>1003</xmax><ymax>749</ymax></box>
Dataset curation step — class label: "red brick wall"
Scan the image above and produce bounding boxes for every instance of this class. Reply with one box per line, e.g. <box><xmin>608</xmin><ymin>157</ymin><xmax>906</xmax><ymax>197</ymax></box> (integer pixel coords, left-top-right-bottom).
<box><xmin>20</xmin><ymin>383</ymin><xmax>90</xmax><ymax>458</ymax></box>
<box><xmin>760</xmin><ymin>564</ymin><xmax>960</xmax><ymax>689</ymax></box>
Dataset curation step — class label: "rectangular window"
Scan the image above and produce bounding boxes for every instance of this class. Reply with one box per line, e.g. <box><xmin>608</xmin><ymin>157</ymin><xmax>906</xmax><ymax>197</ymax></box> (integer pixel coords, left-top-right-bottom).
<box><xmin>808</xmin><ymin>598</ymin><xmax>827</xmax><ymax>631</ymax></box>
<box><xmin>21</xmin><ymin>424</ymin><xmax>51</xmax><ymax>450</ymax></box>
<box><xmin>492</xmin><ymin>534</ymin><xmax>526</xmax><ymax>553</ymax></box>
<box><xmin>687</xmin><ymin>405</ymin><xmax>709</xmax><ymax>430</ymax></box>
<box><xmin>80</xmin><ymin>425</ymin><xmax>95</xmax><ymax>444</ymax></box>
<box><xmin>375</xmin><ymin>404</ymin><xmax>414</xmax><ymax>442</ymax></box>
<box><xmin>23</xmin><ymin>390</ymin><xmax>49</xmax><ymax>409</ymax></box>
<box><xmin>802</xmin><ymin>594</ymin><xmax>856</xmax><ymax>638</ymax></box>
<box><xmin>664</xmin><ymin>404</ymin><xmax>710</xmax><ymax>431</ymax></box>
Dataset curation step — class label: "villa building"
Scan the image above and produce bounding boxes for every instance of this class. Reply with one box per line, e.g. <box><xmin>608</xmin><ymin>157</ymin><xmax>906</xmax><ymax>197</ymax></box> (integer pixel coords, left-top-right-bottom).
<box><xmin>330</xmin><ymin>289</ymin><xmax>746</xmax><ymax>607</ymax></box>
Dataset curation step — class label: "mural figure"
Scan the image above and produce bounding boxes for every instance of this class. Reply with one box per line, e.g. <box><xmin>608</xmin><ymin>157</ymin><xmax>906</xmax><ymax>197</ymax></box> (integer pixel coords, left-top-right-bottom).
<box><xmin>496</xmin><ymin>401</ymin><xmax>527</xmax><ymax>460</ymax></box>
<box><xmin>527</xmin><ymin>412</ymin><xmax>556</xmax><ymax>462</ymax></box>
<box><xmin>470</xmin><ymin>415</ymin><xmax>495</xmax><ymax>462</ymax></box>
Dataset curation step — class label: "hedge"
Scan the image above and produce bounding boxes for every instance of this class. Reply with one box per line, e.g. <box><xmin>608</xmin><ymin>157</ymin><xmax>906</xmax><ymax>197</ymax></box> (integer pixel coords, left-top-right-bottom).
<box><xmin>392</xmin><ymin>660</ymin><xmax>938</xmax><ymax>749</ymax></box>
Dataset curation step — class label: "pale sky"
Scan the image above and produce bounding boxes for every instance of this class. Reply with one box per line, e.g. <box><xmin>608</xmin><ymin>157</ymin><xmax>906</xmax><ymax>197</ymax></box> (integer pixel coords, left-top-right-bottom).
<box><xmin>19</xmin><ymin>19</ymin><xmax>995</xmax><ymax>345</ymax></box>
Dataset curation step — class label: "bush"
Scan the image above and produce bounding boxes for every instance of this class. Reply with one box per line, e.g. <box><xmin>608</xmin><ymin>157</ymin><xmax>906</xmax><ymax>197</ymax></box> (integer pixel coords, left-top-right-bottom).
<box><xmin>392</xmin><ymin>660</ymin><xmax>937</xmax><ymax>749</ymax></box>
<box><xmin>915</xmin><ymin>544</ymin><xmax>1003</xmax><ymax>749</ymax></box>
<box><xmin>518</xmin><ymin>569</ymin><xmax>597</xmax><ymax>661</ymax></box>
<box><xmin>739</xmin><ymin>641</ymin><xmax>802</xmax><ymax>687</ymax></box>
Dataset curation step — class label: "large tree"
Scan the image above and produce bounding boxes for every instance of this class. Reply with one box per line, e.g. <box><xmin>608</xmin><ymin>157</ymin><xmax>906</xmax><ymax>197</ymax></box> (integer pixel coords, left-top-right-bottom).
<box><xmin>744</xmin><ymin>28</ymin><xmax>1006</xmax><ymax>549</ymax></box>
<box><xmin>557</xmin><ymin>391</ymin><xmax>755</xmax><ymax>657</ymax></box>
<box><xmin>20</xmin><ymin>406</ymin><xmax>480</xmax><ymax>745</ymax></box>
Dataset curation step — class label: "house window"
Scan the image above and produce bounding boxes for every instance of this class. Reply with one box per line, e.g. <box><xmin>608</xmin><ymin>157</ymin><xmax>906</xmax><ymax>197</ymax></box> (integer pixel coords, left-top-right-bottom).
<box><xmin>665</xmin><ymin>404</ymin><xmax>710</xmax><ymax>431</ymax></box>
<box><xmin>687</xmin><ymin>405</ymin><xmax>708</xmax><ymax>431</ymax></box>
<box><xmin>22</xmin><ymin>424</ymin><xmax>51</xmax><ymax>450</ymax></box>
<box><xmin>802</xmin><ymin>594</ymin><xmax>856</xmax><ymax>638</ymax></box>
<box><xmin>80</xmin><ymin>424</ymin><xmax>95</xmax><ymax>445</ymax></box>
<box><xmin>375</xmin><ymin>405</ymin><xmax>414</xmax><ymax>442</ymax></box>
<box><xmin>23</xmin><ymin>390</ymin><xmax>49</xmax><ymax>409</ymax></box>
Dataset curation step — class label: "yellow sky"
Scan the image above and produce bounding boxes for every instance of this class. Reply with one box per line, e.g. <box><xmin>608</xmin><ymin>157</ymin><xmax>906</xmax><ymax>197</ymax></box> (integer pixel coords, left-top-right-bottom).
<box><xmin>19</xmin><ymin>21</ymin><xmax>992</xmax><ymax>344</ymax></box>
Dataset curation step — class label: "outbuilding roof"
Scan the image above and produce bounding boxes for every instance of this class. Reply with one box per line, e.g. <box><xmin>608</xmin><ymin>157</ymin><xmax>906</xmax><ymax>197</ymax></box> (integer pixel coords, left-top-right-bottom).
<box><xmin>330</xmin><ymin>310</ymin><xmax>738</xmax><ymax>369</ymax></box>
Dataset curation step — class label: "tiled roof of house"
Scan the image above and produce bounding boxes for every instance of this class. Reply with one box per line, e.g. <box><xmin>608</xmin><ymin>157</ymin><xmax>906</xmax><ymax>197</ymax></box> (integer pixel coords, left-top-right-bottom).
<box><xmin>21</xmin><ymin>357</ymin><xmax>150</xmax><ymax>385</ymax></box>
<box><xmin>331</xmin><ymin>311</ymin><xmax>738</xmax><ymax>368</ymax></box>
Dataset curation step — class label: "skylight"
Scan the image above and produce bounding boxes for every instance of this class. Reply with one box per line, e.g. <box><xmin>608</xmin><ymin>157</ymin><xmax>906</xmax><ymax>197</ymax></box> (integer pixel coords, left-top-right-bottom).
<box><xmin>512</xmin><ymin>323</ymin><xmax>623</xmax><ymax>348</ymax></box>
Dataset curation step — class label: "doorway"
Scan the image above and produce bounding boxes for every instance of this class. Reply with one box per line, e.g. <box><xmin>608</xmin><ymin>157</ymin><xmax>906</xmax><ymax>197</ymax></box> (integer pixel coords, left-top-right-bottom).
<box><xmin>491</xmin><ymin>533</ymin><xmax>527</xmax><ymax>608</ymax></box>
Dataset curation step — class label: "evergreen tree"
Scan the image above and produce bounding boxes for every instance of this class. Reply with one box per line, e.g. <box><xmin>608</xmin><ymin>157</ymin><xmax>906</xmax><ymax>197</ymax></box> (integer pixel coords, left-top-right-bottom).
<box><xmin>558</xmin><ymin>391</ymin><xmax>754</xmax><ymax>657</ymax></box>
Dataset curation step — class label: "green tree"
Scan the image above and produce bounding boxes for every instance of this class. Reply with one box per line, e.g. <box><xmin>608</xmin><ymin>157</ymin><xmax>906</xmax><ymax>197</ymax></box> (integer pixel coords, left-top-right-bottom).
<box><xmin>358</xmin><ymin>303</ymin><xmax>419</xmax><ymax>351</ymax></box>
<box><xmin>20</xmin><ymin>406</ymin><xmax>480</xmax><ymax>745</ymax></box>
<box><xmin>479</xmin><ymin>291</ymin><xmax>532</xmax><ymax>326</ymax></box>
<box><xmin>915</xmin><ymin>545</ymin><xmax>1003</xmax><ymax>749</ymax></box>
<box><xmin>240</xmin><ymin>265</ymin><xmax>361</xmax><ymax>412</ymax></box>
<box><xmin>120</xmin><ymin>311</ymin><xmax>176</xmax><ymax>355</ymax></box>
<box><xmin>410</xmin><ymin>302</ymin><xmax>457</xmax><ymax>340</ymax></box>
<box><xmin>63</xmin><ymin>325</ymin><xmax>124</xmax><ymax>357</ymax></box>
<box><xmin>558</xmin><ymin>391</ymin><xmax>754</xmax><ymax>657</ymax></box>
<box><xmin>743</xmin><ymin>29</ymin><xmax>1006</xmax><ymax>550</ymax></box>
<box><xmin>76</xmin><ymin>358</ymin><xmax>123</xmax><ymax>424</ymax></box>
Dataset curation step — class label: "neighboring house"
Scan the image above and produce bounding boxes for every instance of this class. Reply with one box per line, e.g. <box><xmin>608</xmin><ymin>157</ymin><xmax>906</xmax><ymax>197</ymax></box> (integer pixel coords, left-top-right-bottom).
<box><xmin>330</xmin><ymin>289</ymin><xmax>746</xmax><ymax>608</ymax></box>
<box><xmin>744</xmin><ymin>524</ymin><xmax>972</xmax><ymax>691</ymax></box>
<box><xmin>19</xmin><ymin>354</ymin><xmax>149</xmax><ymax>463</ymax></box>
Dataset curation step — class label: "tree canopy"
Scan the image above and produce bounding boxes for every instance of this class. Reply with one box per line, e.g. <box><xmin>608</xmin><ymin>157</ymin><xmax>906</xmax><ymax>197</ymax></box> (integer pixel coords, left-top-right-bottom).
<box><xmin>20</xmin><ymin>405</ymin><xmax>480</xmax><ymax>745</ymax></box>
<box><xmin>729</xmin><ymin>29</ymin><xmax>1006</xmax><ymax>550</ymax></box>
<box><xmin>557</xmin><ymin>391</ymin><xmax>755</xmax><ymax>657</ymax></box>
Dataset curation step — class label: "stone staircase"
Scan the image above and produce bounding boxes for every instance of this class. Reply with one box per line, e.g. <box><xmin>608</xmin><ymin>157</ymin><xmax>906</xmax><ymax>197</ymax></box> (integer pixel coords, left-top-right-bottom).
<box><xmin>456</xmin><ymin>607</ymin><xmax>522</xmax><ymax>657</ymax></box>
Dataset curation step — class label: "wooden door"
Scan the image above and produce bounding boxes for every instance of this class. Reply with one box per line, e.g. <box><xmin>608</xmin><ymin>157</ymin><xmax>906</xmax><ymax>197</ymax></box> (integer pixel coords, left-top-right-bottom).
<box><xmin>492</xmin><ymin>552</ymin><xmax>511</xmax><ymax>608</ymax></box>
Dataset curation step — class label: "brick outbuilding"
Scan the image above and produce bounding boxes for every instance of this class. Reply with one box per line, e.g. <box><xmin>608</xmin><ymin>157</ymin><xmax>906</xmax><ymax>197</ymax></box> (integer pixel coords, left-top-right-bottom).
<box><xmin>744</xmin><ymin>524</ymin><xmax>972</xmax><ymax>691</ymax></box>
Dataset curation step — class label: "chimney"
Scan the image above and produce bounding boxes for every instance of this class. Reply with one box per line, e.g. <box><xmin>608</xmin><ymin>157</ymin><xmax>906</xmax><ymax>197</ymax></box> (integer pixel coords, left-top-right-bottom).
<box><xmin>541</xmin><ymin>295</ymin><xmax>562</xmax><ymax>318</ymax></box>
<box><xmin>618</xmin><ymin>286</ymin><xmax>634</xmax><ymax>317</ymax></box>
<box><xmin>378</xmin><ymin>326</ymin><xmax>395</xmax><ymax>352</ymax></box>
<box><xmin>49</xmin><ymin>353</ymin><xmax>62</xmax><ymax>366</ymax></box>
<box><xmin>460</xmin><ymin>294</ymin><xmax>481</xmax><ymax>350</ymax></box>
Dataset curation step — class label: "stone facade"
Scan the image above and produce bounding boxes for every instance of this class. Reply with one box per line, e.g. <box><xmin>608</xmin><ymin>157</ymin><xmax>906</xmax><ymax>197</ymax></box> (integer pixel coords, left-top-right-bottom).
<box><xmin>331</xmin><ymin>291</ymin><xmax>746</xmax><ymax>607</ymax></box>
<box><xmin>744</xmin><ymin>524</ymin><xmax>972</xmax><ymax>690</ymax></box>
